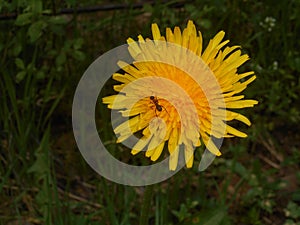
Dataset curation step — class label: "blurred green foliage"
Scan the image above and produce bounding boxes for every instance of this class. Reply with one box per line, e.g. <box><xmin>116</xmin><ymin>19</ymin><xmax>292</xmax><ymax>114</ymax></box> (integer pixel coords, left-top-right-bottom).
<box><xmin>0</xmin><ymin>0</ymin><xmax>299</xmax><ymax>225</ymax></box>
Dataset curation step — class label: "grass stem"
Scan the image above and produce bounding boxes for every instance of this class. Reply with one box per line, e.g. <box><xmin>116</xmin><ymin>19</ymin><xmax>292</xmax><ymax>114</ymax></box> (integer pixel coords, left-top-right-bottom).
<box><xmin>139</xmin><ymin>184</ymin><xmax>155</xmax><ymax>225</ymax></box>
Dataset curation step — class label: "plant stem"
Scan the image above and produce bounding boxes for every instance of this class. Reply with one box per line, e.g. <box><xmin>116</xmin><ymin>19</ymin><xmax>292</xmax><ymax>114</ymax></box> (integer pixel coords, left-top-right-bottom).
<box><xmin>139</xmin><ymin>184</ymin><xmax>155</xmax><ymax>225</ymax></box>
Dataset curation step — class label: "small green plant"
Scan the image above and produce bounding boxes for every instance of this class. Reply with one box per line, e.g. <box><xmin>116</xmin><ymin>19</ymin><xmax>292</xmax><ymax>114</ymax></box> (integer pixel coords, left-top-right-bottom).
<box><xmin>284</xmin><ymin>201</ymin><xmax>300</xmax><ymax>225</ymax></box>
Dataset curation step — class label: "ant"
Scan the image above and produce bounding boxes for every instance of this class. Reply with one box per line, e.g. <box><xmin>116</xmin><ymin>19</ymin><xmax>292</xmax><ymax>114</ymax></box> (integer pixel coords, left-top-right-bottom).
<box><xmin>150</xmin><ymin>96</ymin><xmax>169</xmax><ymax>116</ymax></box>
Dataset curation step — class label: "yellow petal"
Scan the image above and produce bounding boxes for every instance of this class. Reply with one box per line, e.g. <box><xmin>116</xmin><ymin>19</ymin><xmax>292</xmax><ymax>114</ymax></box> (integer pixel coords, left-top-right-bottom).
<box><xmin>169</xmin><ymin>146</ymin><xmax>179</xmax><ymax>171</ymax></box>
<box><xmin>112</xmin><ymin>73</ymin><xmax>135</xmax><ymax>83</ymax></box>
<box><xmin>202</xmin><ymin>133</ymin><xmax>222</xmax><ymax>156</ymax></box>
<box><xmin>148</xmin><ymin>135</ymin><xmax>163</xmax><ymax>151</ymax></box>
<box><xmin>127</xmin><ymin>38</ymin><xmax>141</xmax><ymax>58</ymax></box>
<box><xmin>168</xmin><ymin>127</ymin><xmax>179</xmax><ymax>153</ymax></box>
<box><xmin>131</xmin><ymin>136</ymin><xmax>152</xmax><ymax>155</ymax></box>
<box><xmin>117</xmin><ymin>61</ymin><xmax>141</xmax><ymax>79</ymax></box>
<box><xmin>225</xmin><ymin>95</ymin><xmax>245</xmax><ymax>102</ymax></box>
<box><xmin>212</xmin><ymin>31</ymin><xmax>226</xmax><ymax>48</ymax></box>
<box><xmin>166</xmin><ymin>27</ymin><xmax>175</xmax><ymax>43</ymax></box>
<box><xmin>232</xmin><ymin>76</ymin><xmax>257</xmax><ymax>93</ymax></box>
<box><xmin>239</xmin><ymin>71</ymin><xmax>255</xmax><ymax>79</ymax></box>
<box><xmin>226</xmin><ymin>99</ymin><xmax>258</xmax><ymax>108</ymax></box>
<box><xmin>102</xmin><ymin>95</ymin><xmax>117</xmax><ymax>105</ymax></box>
<box><xmin>226</xmin><ymin>54</ymin><xmax>249</xmax><ymax>71</ymax></box>
<box><xmin>226</xmin><ymin>110</ymin><xmax>251</xmax><ymax>126</ymax></box>
<box><xmin>114</xmin><ymin>116</ymin><xmax>139</xmax><ymax>134</ymax></box>
<box><xmin>151</xmin><ymin>141</ymin><xmax>165</xmax><ymax>161</ymax></box>
<box><xmin>226</xmin><ymin>125</ymin><xmax>247</xmax><ymax>137</ymax></box>
<box><xmin>146</xmin><ymin>148</ymin><xmax>155</xmax><ymax>157</ymax></box>
<box><xmin>173</xmin><ymin>26</ymin><xmax>182</xmax><ymax>45</ymax></box>
<box><xmin>221</xmin><ymin>45</ymin><xmax>241</xmax><ymax>60</ymax></box>
<box><xmin>184</xmin><ymin>144</ymin><xmax>194</xmax><ymax>168</ymax></box>
<box><xmin>151</xmin><ymin>23</ymin><xmax>161</xmax><ymax>40</ymax></box>
<box><xmin>196</xmin><ymin>31</ymin><xmax>203</xmax><ymax>56</ymax></box>
<box><xmin>116</xmin><ymin>134</ymin><xmax>131</xmax><ymax>143</ymax></box>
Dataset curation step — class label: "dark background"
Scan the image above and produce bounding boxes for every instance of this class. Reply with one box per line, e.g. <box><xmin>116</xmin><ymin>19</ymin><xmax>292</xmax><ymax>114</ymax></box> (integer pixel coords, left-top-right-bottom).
<box><xmin>0</xmin><ymin>0</ymin><xmax>299</xmax><ymax>224</ymax></box>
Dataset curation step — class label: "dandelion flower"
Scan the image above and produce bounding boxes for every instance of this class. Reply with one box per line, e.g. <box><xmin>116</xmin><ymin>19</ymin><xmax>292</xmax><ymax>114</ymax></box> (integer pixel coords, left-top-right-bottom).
<box><xmin>102</xmin><ymin>20</ymin><xmax>258</xmax><ymax>171</ymax></box>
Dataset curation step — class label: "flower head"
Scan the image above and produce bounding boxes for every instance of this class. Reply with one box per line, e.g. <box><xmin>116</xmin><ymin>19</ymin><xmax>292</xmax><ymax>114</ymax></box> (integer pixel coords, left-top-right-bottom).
<box><xmin>102</xmin><ymin>20</ymin><xmax>258</xmax><ymax>171</ymax></box>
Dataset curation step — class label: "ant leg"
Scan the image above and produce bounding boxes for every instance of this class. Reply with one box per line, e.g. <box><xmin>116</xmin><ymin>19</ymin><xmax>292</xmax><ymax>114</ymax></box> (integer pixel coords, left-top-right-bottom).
<box><xmin>161</xmin><ymin>105</ymin><xmax>170</xmax><ymax>116</ymax></box>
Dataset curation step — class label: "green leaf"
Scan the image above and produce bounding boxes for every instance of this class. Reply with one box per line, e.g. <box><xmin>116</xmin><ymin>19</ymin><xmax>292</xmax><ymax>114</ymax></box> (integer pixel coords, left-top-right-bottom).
<box><xmin>27</xmin><ymin>150</ymin><xmax>48</xmax><ymax>178</ymax></box>
<box><xmin>73</xmin><ymin>38</ymin><xmax>84</xmax><ymax>50</ymax></box>
<box><xmin>172</xmin><ymin>204</ymin><xmax>191</xmax><ymax>222</ymax></box>
<box><xmin>293</xmin><ymin>57</ymin><xmax>300</xmax><ymax>72</ymax></box>
<box><xmin>42</xmin><ymin>9</ymin><xmax>52</xmax><ymax>15</ymax></box>
<box><xmin>143</xmin><ymin>3</ymin><xmax>153</xmax><ymax>13</ymax></box>
<box><xmin>48</xmin><ymin>16</ymin><xmax>68</xmax><ymax>25</ymax></box>
<box><xmin>286</xmin><ymin>201</ymin><xmax>300</xmax><ymax>219</ymax></box>
<box><xmin>15</xmin><ymin>58</ymin><xmax>25</xmax><ymax>69</ymax></box>
<box><xmin>181</xmin><ymin>207</ymin><xmax>227</xmax><ymax>225</ymax></box>
<box><xmin>199</xmin><ymin>19</ymin><xmax>212</xmax><ymax>29</ymax></box>
<box><xmin>65</xmin><ymin>0</ymin><xmax>77</xmax><ymax>6</ymax></box>
<box><xmin>27</xmin><ymin>20</ymin><xmax>47</xmax><ymax>42</ymax></box>
<box><xmin>36</xmin><ymin>70</ymin><xmax>45</xmax><ymax>79</ymax></box>
<box><xmin>73</xmin><ymin>50</ymin><xmax>85</xmax><ymax>61</ymax></box>
<box><xmin>30</xmin><ymin>0</ymin><xmax>43</xmax><ymax>13</ymax></box>
<box><xmin>56</xmin><ymin>52</ymin><xmax>66</xmax><ymax>66</ymax></box>
<box><xmin>16</xmin><ymin>71</ymin><xmax>27</xmax><ymax>83</ymax></box>
<box><xmin>49</xmin><ymin>24</ymin><xmax>65</xmax><ymax>35</ymax></box>
<box><xmin>27</xmin><ymin>128</ymin><xmax>50</xmax><ymax>179</ymax></box>
<box><xmin>15</xmin><ymin>12</ymin><xmax>33</xmax><ymax>26</ymax></box>
<box><xmin>234</xmin><ymin>162</ymin><xmax>248</xmax><ymax>177</ymax></box>
<box><xmin>200</xmin><ymin>209</ymin><xmax>226</xmax><ymax>225</ymax></box>
<box><xmin>12</xmin><ymin>42</ymin><xmax>23</xmax><ymax>56</ymax></box>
